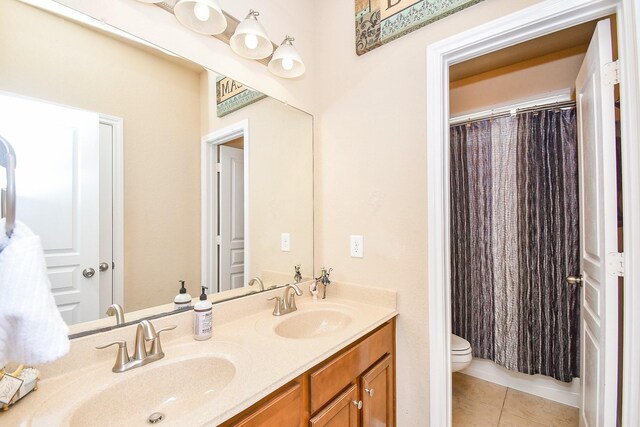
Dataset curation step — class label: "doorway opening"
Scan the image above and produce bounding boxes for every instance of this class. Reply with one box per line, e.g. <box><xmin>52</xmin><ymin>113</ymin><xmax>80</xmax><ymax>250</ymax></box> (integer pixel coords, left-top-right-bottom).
<box><xmin>425</xmin><ymin>0</ymin><xmax>640</xmax><ymax>425</ymax></box>
<box><xmin>447</xmin><ymin>16</ymin><xmax>620</xmax><ymax>424</ymax></box>
<box><xmin>201</xmin><ymin>119</ymin><xmax>249</xmax><ymax>295</ymax></box>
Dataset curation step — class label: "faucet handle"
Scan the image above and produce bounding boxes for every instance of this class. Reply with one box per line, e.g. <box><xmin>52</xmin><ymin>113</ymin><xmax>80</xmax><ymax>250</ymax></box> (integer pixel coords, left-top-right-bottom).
<box><xmin>96</xmin><ymin>340</ymin><xmax>131</xmax><ymax>373</ymax></box>
<box><xmin>267</xmin><ymin>296</ymin><xmax>283</xmax><ymax>316</ymax></box>
<box><xmin>156</xmin><ymin>325</ymin><xmax>177</xmax><ymax>335</ymax></box>
<box><xmin>149</xmin><ymin>325</ymin><xmax>177</xmax><ymax>357</ymax></box>
<box><xmin>96</xmin><ymin>340</ymin><xmax>127</xmax><ymax>350</ymax></box>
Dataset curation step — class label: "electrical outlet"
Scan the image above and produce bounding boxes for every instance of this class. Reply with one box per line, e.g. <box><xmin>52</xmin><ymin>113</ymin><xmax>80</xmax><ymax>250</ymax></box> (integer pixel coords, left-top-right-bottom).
<box><xmin>350</xmin><ymin>235</ymin><xmax>363</xmax><ymax>258</ymax></box>
<box><xmin>281</xmin><ymin>233</ymin><xmax>291</xmax><ymax>252</ymax></box>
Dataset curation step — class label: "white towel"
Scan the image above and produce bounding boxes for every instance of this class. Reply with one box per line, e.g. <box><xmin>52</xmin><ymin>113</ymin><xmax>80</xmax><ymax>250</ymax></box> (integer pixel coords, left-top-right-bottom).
<box><xmin>0</xmin><ymin>219</ymin><xmax>69</xmax><ymax>367</ymax></box>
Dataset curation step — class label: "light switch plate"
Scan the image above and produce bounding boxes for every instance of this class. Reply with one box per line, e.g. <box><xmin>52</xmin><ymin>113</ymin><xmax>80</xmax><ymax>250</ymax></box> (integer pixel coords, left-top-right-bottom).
<box><xmin>350</xmin><ymin>235</ymin><xmax>363</xmax><ymax>258</ymax></box>
<box><xmin>281</xmin><ymin>233</ymin><xmax>291</xmax><ymax>252</ymax></box>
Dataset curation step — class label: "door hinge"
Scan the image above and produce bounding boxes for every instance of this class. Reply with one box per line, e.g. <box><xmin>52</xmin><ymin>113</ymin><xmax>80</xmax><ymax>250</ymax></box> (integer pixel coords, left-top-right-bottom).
<box><xmin>607</xmin><ymin>252</ymin><xmax>625</xmax><ymax>277</ymax></box>
<box><xmin>603</xmin><ymin>60</ymin><xmax>620</xmax><ymax>85</ymax></box>
<box><xmin>215</xmin><ymin>235</ymin><xmax>221</xmax><ymax>245</ymax></box>
<box><xmin>216</xmin><ymin>163</ymin><xmax>221</xmax><ymax>173</ymax></box>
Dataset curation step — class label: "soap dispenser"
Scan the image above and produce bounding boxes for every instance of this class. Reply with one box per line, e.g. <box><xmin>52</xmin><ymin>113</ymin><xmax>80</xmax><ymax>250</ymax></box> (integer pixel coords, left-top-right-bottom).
<box><xmin>174</xmin><ymin>280</ymin><xmax>192</xmax><ymax>310</ymax></box>
<box><xmin>194</xmin><ymin>286</ymin><xmax>212</xmax><ymax>341</ymax></box>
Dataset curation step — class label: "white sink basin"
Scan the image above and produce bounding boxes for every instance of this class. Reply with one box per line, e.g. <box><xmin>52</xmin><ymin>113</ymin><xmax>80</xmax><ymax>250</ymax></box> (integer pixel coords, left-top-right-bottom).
<box><xmin>275</xmin><ymin>309</ymin><xmax>352</xmax><ymax>339</ymax></box>
<box><xmin>256</xmin><ymin>303</ymin><xmax>356</xmax><ymax>340</ymax></box>
<box><xmin>28</xmin><ymin>341</ymin><xmax>251</xmax><ymax>427</ymax></box>
<box><xmin>68</xmin><ymin>356</ymin><xmax>235</xmax><ymax>427</ymax></box>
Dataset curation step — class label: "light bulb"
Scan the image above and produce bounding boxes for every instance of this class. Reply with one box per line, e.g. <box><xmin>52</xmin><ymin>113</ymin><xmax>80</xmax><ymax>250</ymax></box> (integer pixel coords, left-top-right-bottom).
<box><xmin>193</xmin><ymin>2</ymin><xmax>210</xmax><ymax>22</ymax></box>
<box><xmin>281</xmin><ymin>58</ymin><xmax>294</xmax><ymax>71</ymax></box>
<box><xmin>244</xmin><ymin>34</ymin><xmax>259</xmax><ymax>50</ymax></box>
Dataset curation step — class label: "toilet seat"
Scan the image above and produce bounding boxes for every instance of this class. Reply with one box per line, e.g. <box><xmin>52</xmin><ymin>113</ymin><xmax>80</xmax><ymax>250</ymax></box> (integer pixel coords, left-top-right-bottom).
<box><xmin>451</xmin><ymin>334</ymin><xmax>472</xmax><ymax>372</ymax></box>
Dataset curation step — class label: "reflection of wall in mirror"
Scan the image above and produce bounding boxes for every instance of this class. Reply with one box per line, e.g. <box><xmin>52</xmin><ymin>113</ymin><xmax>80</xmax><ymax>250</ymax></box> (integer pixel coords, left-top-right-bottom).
<box><xmin>0</xmin><ymin>0</ymin><xmax>203</xmax><ymax>312</ymax></box>
<box><xmin>204</xmin><ymin>72</ymin><xmax>314</xmax><ymax>285</ymax></box>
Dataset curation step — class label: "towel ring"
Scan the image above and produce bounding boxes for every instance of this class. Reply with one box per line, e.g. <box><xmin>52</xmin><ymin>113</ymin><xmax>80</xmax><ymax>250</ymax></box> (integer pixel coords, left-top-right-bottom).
<box><xmin>0</xmin><ymin>135</ymin><xmax>16</xmax><ymax>238</ymax></box>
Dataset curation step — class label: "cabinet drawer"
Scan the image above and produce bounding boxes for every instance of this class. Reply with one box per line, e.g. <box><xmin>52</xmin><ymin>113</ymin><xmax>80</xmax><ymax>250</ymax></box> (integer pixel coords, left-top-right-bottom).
<box><xmin>227</xmin><ymin>382</ymin><xmax>302</xmax><ymax>427</ymax></box>
<box><xmin>309</xmin><ymin>322</ymin><xmax>393</xmax><ymax>413</ymax></box>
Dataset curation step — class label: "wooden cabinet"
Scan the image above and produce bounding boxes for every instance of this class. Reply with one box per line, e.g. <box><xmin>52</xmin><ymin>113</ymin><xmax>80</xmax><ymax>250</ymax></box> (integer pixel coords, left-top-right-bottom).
<box><xmin>221</xmin><ymin>381</ymin><xmax>305</xmax><ymax>427</ymax></box>
<box><xmin>309</xmin><ymin>384</ymin><xmax>359</xmax><ymax>427</ymax></box>
<box><xmin>361</xmin><ymin>354</ymin><xmax>394</xmax><ymax>426</ymax></box>
<box><xmin>222</xmin><ymin>319</ymin><xmax>396</xmax><ymax>427</ymax></box>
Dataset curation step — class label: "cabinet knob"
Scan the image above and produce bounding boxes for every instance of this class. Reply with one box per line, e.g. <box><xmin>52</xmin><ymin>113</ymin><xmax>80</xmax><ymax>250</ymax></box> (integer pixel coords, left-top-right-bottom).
<box><xmin>365</xmin><ymin>388</ymin><xmax>375</xmax><ymax>397</ymax></box>
<box><xmin>352</xmin><ymin>400</ymin><xmax>363</xmax><ymax>410</ymax></box>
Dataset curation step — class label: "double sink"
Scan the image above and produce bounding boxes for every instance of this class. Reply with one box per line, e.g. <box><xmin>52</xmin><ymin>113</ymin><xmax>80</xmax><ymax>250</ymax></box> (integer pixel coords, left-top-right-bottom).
<box><xmin>26</xmin><ymin>301</ymin><xmax>358</xmax><ymax>426</ymax></box>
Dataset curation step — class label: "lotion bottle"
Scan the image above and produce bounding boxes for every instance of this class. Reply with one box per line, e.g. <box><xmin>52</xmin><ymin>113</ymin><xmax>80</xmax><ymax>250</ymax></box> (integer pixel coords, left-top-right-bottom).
<box><xmin>174</xmin><ymin>280</ymin><xmax>192</xmax><ymax>310</ymax></box>
<box><xmin>194</xmin><ymin>286</ymin><xmax>212</xmax><ymax>341</ymax></box>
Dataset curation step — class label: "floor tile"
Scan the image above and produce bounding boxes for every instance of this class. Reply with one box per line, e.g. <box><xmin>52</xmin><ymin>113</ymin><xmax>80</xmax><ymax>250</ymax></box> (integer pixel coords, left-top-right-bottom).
<box><xmin>498</xmin><ymin>412</ymin><xmax>548</xmax><ymax>427</ymax></box>
<box><xmin>452</xmin><ymin>373</ymin><xmax>508</xmax><ymax>410</ymax></box>
<box><xmin>501</xmin><ymin>389</ymin><xmax>579</xmax><ymax>427</ymax></box>
<box><xmin>453</xmin><ymin>395</ymin><xmax>502</xmax><ymax>427</ymax></box>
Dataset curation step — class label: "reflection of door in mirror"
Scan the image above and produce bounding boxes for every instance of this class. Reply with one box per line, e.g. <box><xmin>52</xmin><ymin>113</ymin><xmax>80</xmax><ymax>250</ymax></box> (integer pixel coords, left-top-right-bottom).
<box><xmin>218</xmin><ymin>143</ymin><xmax>245</xmax><ymax>292</ymax></box>
<box><xmin>0</xmin><ymin>92</ymin><xmax>113</xmax><ymax>325</ymax></box>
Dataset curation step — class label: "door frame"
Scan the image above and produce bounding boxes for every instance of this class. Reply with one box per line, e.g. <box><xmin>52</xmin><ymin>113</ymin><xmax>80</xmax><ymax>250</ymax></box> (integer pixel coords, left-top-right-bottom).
<box><xmin>98</xmin><ymin>114</ymin><xmax>124</xmax><ymax>308</ymax></box>
<box><xmin>425</xmin><ymin>0</ymin><xmax>640</xmax><ymax>425</ymax></box>
<box><xmin>201</xmin><ymin>119</ymin><xmax>250</xmax><ymax>293</ymax></box>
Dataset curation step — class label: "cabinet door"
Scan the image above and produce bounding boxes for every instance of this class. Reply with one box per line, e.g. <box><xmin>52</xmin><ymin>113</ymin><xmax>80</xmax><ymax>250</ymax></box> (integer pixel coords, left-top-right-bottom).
<box><xmin>231</xmin><ymin>382</ymin><xmax>302</xmax><ymax>427</ymax></box>
<box><xmin>310</xmin><ymin>384</ymin><xmax>360</xmax><ymax>427</ymax></box>
<box><xmin>361</xmin><ymin>354</ymin><xmax>394</xmax><ymax>426</ymax></box>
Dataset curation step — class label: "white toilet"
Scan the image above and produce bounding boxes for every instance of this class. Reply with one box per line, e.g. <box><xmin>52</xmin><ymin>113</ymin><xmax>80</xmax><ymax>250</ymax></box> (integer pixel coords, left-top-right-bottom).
<box><xmin>451</xmin><ymin>334</ymin><xmax>472</xmax><ymax>372</ymax></box>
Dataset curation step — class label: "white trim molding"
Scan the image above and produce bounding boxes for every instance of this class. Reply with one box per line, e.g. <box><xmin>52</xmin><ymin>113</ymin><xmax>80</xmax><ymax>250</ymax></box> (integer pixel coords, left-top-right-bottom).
<box><xmin>201</xmin><ymin>119</ymin><xmax>250</xmax><ymax>293</ymax></box>
<box><xmin>98</xmin><ymin>114</ymin><xmax>124</xmax><ymax>307</ymax></box>
<box><xmin>426</xmin><ymin>0</ymin><xmax>640</xmax><ymax>425</ymax></box>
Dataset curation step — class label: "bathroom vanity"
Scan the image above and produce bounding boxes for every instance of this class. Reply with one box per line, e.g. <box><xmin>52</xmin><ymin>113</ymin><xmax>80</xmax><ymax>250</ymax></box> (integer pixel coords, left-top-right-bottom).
<box><xmin>222</xmin><ymin>320</ymin><xmax>395</xmax><ymax>426</ymax></box>
<box><xmin>1</xmin><ymin>283</ymin><xmax>397</xmax><ymax>426</ymax></box>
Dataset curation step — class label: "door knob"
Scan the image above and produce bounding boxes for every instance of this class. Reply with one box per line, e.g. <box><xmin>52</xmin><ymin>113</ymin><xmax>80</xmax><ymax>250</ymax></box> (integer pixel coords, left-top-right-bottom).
<box><xmin>365</xmin><ymin>388</ymin><xmax>375</xmax><ymax>396</ymax></box>
<box><xmin>352</xmin><ymin>400</ymin><xmax>363</xmax><ymax>410</ymax></box>
<box><xmin>99</xmin><ymin>262</ymin><xmax>110</xmax><ymax>272</ymax></box>
<box><xmin>83</xmin><ymin>267</ymin><xmax>96</xmax><ymax>278</ymax></box>
<box><xmin>567</xmin><ymin>275</ymin><xmax>583</xmax><ymax>285</ymax></box>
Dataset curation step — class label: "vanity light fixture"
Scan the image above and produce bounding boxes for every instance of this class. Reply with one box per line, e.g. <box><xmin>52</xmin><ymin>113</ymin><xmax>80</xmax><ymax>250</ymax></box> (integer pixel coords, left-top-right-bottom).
<box><xmin>268</xmin><ymin>36</ymin><xmax>305</xmax><ymax>78</ymax></box>
<box><xmin>230</xmin><ymin>10</ymin><xmax>273</xmax><ymax>60</ymax></box>
<box><xmin>174</xmin><ymin>0</ymin><xmax>227</xmax><ymax>35</ymax></box>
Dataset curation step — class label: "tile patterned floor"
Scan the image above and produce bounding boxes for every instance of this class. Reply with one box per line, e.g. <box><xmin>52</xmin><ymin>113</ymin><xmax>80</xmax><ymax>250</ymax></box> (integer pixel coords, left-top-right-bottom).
<box><xmin>452</xmin><ymin>373</ymin><xmax>579</xmax><ymax>427</ymax></box>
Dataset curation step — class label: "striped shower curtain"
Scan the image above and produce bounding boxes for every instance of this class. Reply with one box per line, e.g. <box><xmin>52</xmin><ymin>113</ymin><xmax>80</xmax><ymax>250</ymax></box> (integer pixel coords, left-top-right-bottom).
<box><xmin>450</xmin><ymin>108</ymin><xmax>580</xmax><ymax>383</ymax></box>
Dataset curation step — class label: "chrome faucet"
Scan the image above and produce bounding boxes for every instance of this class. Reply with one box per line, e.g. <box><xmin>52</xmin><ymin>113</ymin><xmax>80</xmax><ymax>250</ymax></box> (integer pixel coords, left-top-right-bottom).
<box><xmin>268</xmin><ymin>284</ymin><xmax>303</xmax><ymax>316</ymax></box>
<box><xmin>248</xmin><ymin>277</ymin><xmax>265</xmax><ymax>292</ymax></box>
<box><xmin>96</xmin><ymin>320</ymin><xmax>176</xmax><ymax>373</ymax></box>
<box><xmin>106</xmin><ymin>303</ymin><xmax>125</xmax><ymax>325</ymax></box>
<box><xmin>316</xmin><ymin>267</ymin><xmax>333</xmax><ymax>299</ymax></box>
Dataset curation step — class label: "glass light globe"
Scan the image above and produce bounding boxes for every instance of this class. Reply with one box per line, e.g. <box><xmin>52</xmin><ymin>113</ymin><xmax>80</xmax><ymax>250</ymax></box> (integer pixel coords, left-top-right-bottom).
<box><xmin>193</xmin><ymin>2</ymin><xmax>210</xmax><ymax>22</ymax></box>
<box><xmin>281</xmin><ymin>58</ymin><xmax>294</xmax><ymax>71</ymax></box>
<box><xmin>244</xmin><ymin>34</ymin><xmax>259</xmax><ymax>50</ymax></box>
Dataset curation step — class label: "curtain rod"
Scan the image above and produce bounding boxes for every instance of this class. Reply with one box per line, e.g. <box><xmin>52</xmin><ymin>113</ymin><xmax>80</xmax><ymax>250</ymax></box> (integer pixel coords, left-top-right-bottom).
<box><xmin>450</xmin><ymin>99</ymin><xmax>576</xmax><ymax>127</ymax></box>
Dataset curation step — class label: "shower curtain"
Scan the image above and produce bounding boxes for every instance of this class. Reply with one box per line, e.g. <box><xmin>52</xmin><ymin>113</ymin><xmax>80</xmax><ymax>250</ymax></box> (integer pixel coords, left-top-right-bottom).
<box><xmin>450</xmin><ymin>108</ymin><xmax>580</xmax><ymax>383</ymax></box>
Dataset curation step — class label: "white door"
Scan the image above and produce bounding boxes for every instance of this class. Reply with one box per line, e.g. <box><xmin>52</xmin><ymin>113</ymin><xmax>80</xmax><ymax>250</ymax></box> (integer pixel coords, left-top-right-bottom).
<box><xmin>0</xmin><ymin>93</ymin><xmax>100</xmax><ymax>325</ymax></box>
<box><xmin>98</xmin><ymin>122</ymin><xmax>113</xmax><ymax>317</ymax></box>
<box><xmin>575</xmin><ymin>19</ymin><xmax>619</xmax><ymax>427</ymax></box>
<box><xmin>218</xmin><ymin>145</ymin><xmax>244</xmax><ymax>292</ymax></box>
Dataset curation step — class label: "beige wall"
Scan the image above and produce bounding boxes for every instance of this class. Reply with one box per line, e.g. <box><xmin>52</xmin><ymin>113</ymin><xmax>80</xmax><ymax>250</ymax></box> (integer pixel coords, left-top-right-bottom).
<box><xmin>56</xmin><ymin>0</ymin><xmax>317</xmax><ymax>114</ymax></box>
<box><xmin>312</xmin><ymin>0</ymin><xmax>545</xmax><ymax>424</ymax></box>
<box><xmin>450</xmin><ymin>46</ymin><xmax>587</xmax><ymax>115</ymax></box>
<box><xmin>0</xmin><ymin>0</ymin><xmax>202</xmax><ymax>311</ymax></box>
<box><xmin>204</xmin><ymin>72</ymin><xmax>314</xmax><ymax>282</ymax></box>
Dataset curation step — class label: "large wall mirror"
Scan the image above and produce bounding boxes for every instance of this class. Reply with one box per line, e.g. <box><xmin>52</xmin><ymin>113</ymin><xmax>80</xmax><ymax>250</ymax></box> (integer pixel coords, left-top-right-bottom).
<box><xmin>0</xmin><ymin>0</ymin><xmax>314</xmax><ymax>333</ymax></box>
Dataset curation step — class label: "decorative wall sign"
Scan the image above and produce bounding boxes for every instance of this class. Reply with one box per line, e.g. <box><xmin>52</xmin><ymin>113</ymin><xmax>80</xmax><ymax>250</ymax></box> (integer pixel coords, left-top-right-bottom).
<box><xmin>216</xmin><ymin>76</ymin><xmax>266</xmax><ymax>118</ymax></box>
<box><xmin>355</xmin><ymin>0</ymin><xmax>485</xmax><ymax>55</ymax></box>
